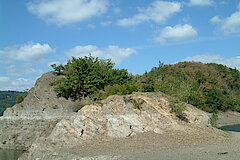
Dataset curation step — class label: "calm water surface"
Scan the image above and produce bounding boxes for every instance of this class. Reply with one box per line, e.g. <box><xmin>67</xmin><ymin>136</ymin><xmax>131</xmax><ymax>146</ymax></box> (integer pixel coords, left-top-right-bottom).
<box><xmin>219</xmin><ymin>124</ymin><xmax>240</xmax><ymax>132</ymax></box>
<box><xmin>0</xmin><ymin>149</ymin><xmax>24</xmax><ymax>160</ymax></box>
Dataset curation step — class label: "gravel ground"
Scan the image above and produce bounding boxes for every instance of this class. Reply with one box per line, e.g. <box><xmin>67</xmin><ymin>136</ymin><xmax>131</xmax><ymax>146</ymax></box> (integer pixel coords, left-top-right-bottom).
<box><xmin>125</xmin><ymin>132</ymin><xmax>240</xmax><ymax>160</ymax></box>
<box><xmin>59</xmin><ymin>124</ymin><xmax>233</xmax><ymax>160</ymax></box>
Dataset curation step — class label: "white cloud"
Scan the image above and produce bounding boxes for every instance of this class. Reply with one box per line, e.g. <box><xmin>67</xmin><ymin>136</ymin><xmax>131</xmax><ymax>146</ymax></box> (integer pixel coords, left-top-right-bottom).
<box><xmin>154</xmin><ymin>24</ymin><xmax>198</xmax><ymax>44</ymax></box>
<box><xmin>87</xmin><ymin>24</ymin><xmax>96</xmax><ymax>29</ymax></box>
<box><xmin>0</xmin><ymin>42</ymin><xmax>54</xmax><ymax>90</ymax></box>
<box><xmin>12</xmin><ymin>78</ymin><xmax>35</xmax><ymax>88</ymax></box>
<box><xmin>219</xmin><ymin>12</ymin><xmax>240</xmax><ymax>34</ymax></box>
<box><xmin>0</xmin><ymin>77</ymin><xmax>35</xmax><ymax>91</ymax></box>
<box><xmin>0</xmin><ymin>77</ymin><xmax>10</xmax><ymax>84</ymax></box>
<box><xmin>117</xmin><ymin>1</ymin><xmax>181</xmax><ymax>27</ymax></box>
<box><xmin>100</xmin><ymin>21</ymin><xmax>112</xmax><ymax>26</ymax></box>
<box><xmin>7</xmin><ymin>65</ymin><xmax>43</xmax><ymax>77</ymax></box>
<box><xmin>0</xmin><ymin>42</ymin><xmax>54</xmax><ymax>62</ymax></box>
<box><xmin>211</xmin><ymin>5</ymin><xmax>240</xmax><ymax>34</ymax></box>
<box><xmin>27</xmin><ymin>0</ymin><xmax>108</xmax><ymax>26</ymax></box>
<box><xmin>210</xmin><ymin>16</ymin><xmax>221</xmax><ymax>23</ymax></box>
<box><xmin>182</xmin><ymin>54</ymin><xmax>240</xmax><ymax>69</ymax></box>
<box><xmin>66</xmin><ymin>45</ymin><xmax>137</xmax><ymax>64</ymax></box>
<box><xmin>188</xmin><ymin>0</ymin><xmax>213</xmax><ymax>6</ymax></box>
<box><xmin>0</xmin><ymin>77</ymin><xmax>11</xmax><ymax>91</ymax></box>
<box><xmin>113</xmin><ymin>8</ymin><xmax>121</xmax><ymax>15</ymax></box>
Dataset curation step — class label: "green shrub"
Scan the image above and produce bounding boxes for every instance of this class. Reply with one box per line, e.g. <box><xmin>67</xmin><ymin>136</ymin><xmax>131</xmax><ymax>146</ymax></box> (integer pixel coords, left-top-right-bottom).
<box><xmin>16</xmin><ymin>95</ymin><xmax>26</xmax><ymax>104</ymax></box>
<box><xmin>210</xmin><ymin>111</ymin><xmax>218</xmax><ymax>127</ymax></box>
<box><xmin>169</xmin><ymin>98</ymin><xmax>188</xmax><ymax>121</ymax></box>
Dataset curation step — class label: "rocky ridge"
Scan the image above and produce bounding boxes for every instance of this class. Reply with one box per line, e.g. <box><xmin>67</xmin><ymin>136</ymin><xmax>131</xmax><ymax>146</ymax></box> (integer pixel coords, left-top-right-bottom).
<box><xmin>0</xmin><ymin>72</ymin><xmax>220</xmax><ymax>159</ymax></box>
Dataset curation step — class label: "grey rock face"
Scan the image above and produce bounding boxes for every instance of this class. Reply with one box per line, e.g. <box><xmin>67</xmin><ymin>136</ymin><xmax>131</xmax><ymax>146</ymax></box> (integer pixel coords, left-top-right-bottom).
<box><xmin>0</xmin><ymin>72</ymin><xmax>79</xmax><ymax>150</ymax></box>
<box><xmin>0</xmin><ymin>119</ymin><xmax>58</xmax><ymax>150</ymax></box>
<box><xmin>3</xmin><ymin>72</ymin><xmax>79</xmax><ymax>119</ymax></box>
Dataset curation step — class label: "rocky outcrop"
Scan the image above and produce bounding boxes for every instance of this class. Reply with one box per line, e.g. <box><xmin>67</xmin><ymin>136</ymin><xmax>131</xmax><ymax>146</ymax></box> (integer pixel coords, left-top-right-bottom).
<box><xmin>0</xmin><ymin>72</ymin><xmax>213</xmax><ymax>159</ymax></box>
<box><xmin>19</xmin><ymin>92</ymin><xmax>211</xmax><ymax>160</ymax></box>
<box><xmin>48</xmin><ymin>93</ymin><xmax>210</xmax><ymax>145</ymax></box>
<box><xmin>3</xmin><ymin>72</ymin><xmax>79</xmax><ymax>119</ymax></box>
<box><xmin>0</xmin><ymin>72</ymin><xmax>79</xmax><ymax>150</ymax></box>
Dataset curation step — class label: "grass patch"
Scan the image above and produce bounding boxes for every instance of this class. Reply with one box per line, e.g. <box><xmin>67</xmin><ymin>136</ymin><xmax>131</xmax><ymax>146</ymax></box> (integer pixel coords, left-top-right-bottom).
<box><xmin>169</xmin><ymin>98</ymin><xmax>188</xmax><ymax>122</ymax></box>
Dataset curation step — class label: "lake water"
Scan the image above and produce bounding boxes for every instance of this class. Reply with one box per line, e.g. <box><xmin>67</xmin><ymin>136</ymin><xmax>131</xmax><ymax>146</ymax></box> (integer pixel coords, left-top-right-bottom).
<box><xmin>219</xmin><ymin>124</ymin><xmax>240</xmax><ymax>132</ymax></box>
<box><xmin>0</xmin><ymin>149</ymin><xmax>24</xmax><ymax>160</ymax></box>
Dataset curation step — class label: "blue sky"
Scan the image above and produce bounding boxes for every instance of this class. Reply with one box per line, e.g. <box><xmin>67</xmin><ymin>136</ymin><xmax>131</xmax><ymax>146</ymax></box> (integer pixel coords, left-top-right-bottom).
<box><xmin>0</xmin><ymin>0</ymin><xmax>240</xmax><ymax>91</ymax></box>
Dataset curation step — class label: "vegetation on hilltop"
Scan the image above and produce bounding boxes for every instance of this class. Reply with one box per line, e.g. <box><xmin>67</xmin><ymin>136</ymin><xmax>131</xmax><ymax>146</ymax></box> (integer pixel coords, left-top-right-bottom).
<box><xmin>0</xmin><ymin>91</ymin><xmax>27</xmax><ymax>116</ymax></box>
<box><xmin>52</xmin><ymin>56</ymin><xmax>240</xmax><ymax>114</ymax></box>
<box><xmin>141</xmin><ymin>62</ymin><xmax>240</xmax><ymax>113</ymax></box>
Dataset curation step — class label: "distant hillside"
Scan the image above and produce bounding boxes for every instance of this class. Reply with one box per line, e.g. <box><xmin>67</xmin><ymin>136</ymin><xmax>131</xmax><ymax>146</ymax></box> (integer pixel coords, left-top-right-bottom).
<box><xmin>139</xmin><ymin>62</ymin><xmax>240</xmax><ymax>113</ymax></box>
<box><xmin>0</xmin><ymin>91</ymin><xmax>27</xmax><ymax>116</ymax></box>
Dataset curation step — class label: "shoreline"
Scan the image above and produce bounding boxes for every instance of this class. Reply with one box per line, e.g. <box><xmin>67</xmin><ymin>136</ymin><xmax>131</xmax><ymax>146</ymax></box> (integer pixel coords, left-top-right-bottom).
<box><xmin>217</xmin><ymin>111</ymin><xmax>240</xmax><ymax>127</ymax></box>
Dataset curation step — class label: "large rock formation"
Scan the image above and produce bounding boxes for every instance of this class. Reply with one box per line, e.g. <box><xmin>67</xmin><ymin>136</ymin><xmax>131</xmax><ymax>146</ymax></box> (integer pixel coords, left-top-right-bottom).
<box><xmin>3</xmin><ymin>72</ymin><xmax>79</xmax><ymax>119</ymax></box>
<box><xmin>0</xmin><ymin>72</ymin><xmax>79</xmax><ymax>150</ymax></box>
<box><xmin>0</xmin><ymin>72</ymin><xmax>214</xmax><ymax>159</ymax></box>
<box><xmin>45</xmin><ymin>93</ymin><xmax>210</xmax><ymax>145</ymax></box>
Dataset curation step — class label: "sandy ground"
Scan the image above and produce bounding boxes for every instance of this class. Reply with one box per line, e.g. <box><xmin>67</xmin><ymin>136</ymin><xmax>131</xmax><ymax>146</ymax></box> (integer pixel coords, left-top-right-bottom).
<box><xmin>57</xmin><ymin>123</ymin><xmax>240</xmax><ymax>160</ymax></box>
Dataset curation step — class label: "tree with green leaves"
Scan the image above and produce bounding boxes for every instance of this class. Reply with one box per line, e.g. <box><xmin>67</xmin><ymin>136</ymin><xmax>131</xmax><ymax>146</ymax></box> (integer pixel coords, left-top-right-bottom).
<box><xmin>51</xmin><ymin>56</ymin><xmax>132</xmax><ymax>100</ymax></box>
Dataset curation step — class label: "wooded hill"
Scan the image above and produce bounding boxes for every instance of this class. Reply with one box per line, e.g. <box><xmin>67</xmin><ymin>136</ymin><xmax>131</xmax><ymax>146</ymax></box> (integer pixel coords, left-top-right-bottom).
<box><xmin>140</xmin><ymin>62</ymin><xmax>240</xmax><ymax>113</ymax></box>
<box><xmin>52</xmin><ymin>56</ymin><xmax>240</xmax><ymax>114</ymax></box>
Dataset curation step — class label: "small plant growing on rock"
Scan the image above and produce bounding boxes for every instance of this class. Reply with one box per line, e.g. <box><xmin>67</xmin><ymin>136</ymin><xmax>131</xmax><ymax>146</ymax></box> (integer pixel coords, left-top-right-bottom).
<box><xmin>169</xmin><ymin>98</ymin><xmax>188</xmax><ymax>122</ymax></box>
<box><xmin>210</xmin><ymin>110</ymin><xmax>218</xmax><ymax>127</ymax></box>
<box><xmin>124</xmin><ymin>96</ymin><xmax>145</xmax><ymax>110</ymax></box>
<box><xmin>16</xmin><ymin>95</ymin><xmax>26</xmax><ymax>104</ymax></box>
